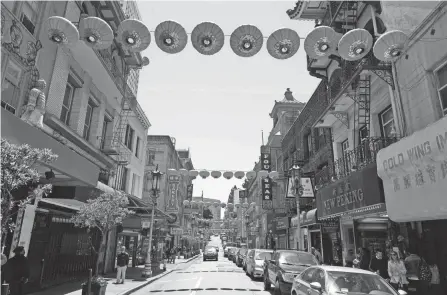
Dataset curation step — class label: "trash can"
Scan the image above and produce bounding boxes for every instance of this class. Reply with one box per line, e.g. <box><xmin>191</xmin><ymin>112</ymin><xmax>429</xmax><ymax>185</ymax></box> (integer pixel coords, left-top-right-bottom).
<box><xmin>81</xmin><ymin>282</ymin><xmax>107</xmax><ymax>295</ymax></box>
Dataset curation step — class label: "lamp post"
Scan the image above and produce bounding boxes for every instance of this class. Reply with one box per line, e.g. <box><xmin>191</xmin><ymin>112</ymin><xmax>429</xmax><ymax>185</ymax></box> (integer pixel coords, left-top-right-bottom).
<box><xmin>289</xmin><ymin>161</ymin><xmax>303</xmax><ymax>250</ymax></box>
<box><xmin>142</xmin><ymin>165</ymin><xmax>163</xmax><ymax>278</ymax></box>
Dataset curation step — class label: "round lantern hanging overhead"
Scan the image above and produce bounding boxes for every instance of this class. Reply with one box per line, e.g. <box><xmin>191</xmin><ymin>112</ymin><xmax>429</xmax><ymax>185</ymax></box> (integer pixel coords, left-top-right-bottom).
<box><xmin>142</xmin><ymin>57</ymin><xmax>150</xmax><ymax>66</ymax></box>
<box><xmin>223</xmin><ymin>171</ymin><xmax>233</xmax><ymax>180</ymax></box>
<box><xmin>235</xmin><ymin>203</ymin><xmax>241</xmax><ymax>209</ymax></box>
<box><xmin>116</xmin><ymin>19</ymin><xmax>151</xmax><ymax>52</ymax></box>
<box><xmin>155</xmin><ymin>20</ymin><xmax>188</xmax><ymax>54</ymax></box>
<box><xmin>338</xmin><ymin>28</ymin><xmax>373</xmax><ymax>61</ymax></box>
<box><xmin>199</xmin><ymin>170</ymin><xmax>210</xmax><ymax>179</ymax></box>
<box><xmin>183</xmin><ymin>200</ymin><xmax>190</xmax><ymax>207</ymax></box>
<box><xmin>79</xmin><ymin>16</ymin><xmax>114</xmax><ymax>50</ymax></box>
<box><xmin>304</xmin><ymin>26</ymin><xmax>339</xmax><ymax>59</ymax></box>
<box><xmin>269</xmin><ymin>171</ymin><xmax>279</xmax><ymax>180</ymax></box>
<box><xmin>44</xmin><ymin>16</ymin><xmax>79</xmax><ymax>47</ymax></box>
<box><xmin>220</xmin><ymin>203</ymin><xmax>226</xmax><ymax>208</ymax></box>
<box><xmin>198</xmin><ymin>201</ymin><xmax>204</xmax><ymax>206</ymax></box>
<box><xmin>234</xmin><ymin>171</ymin><xmax>245</xmax><ymax>179</ymax></box>
<box><xmin>178</xmin><ymin>168</ymin><xmax>189</xmax><ymax>176</ymax></box>
<box><xmin>168</xmin><ymin>169</ymin><xmax>179</xmax><ymax>175</ymax></box>
<box><xmin>211</xmin><ymin>171</ymin><xmax>222</xmax><ymax>179</ymax></box>
<box><xmin>258</xmin><ymin>170</ymin><xmax>269</xmax><ymax>178</ymax></box>
<box><xmin>213</xmin><ymin>202</ymin><xmax>220</xmax><ymax>208</ymax></box>
<box><xmin>230</xmin><ymin>24</ymin><xmax>263</xmax><ymax>58</ymax></box>
<box><xmin>373</xmin><ymin>30</ymin><xmax>408</xmax><ymax>62</ymax></box>
<box><xmin>246</xmin><ymin>171</ymin><xmax>256</xmax><ymax>180</ymax></box>
<box><xmin>250</xmin><ymin>202</ymin><xmax>256</xmax><ymax>208</ymax></box>
<box><xmin>227</xmin><ymin>203</ymin><xmax>234</xmax><ymax>209</ymax></box>
<box><xmin>267</xmin><ymin>28</ymin><xmax>300</xmax><ymax>60</ymax></box>
<box><xmin>242</xmin><ymin>202</ymin><xmax>249</xmax><ymax>208</ymax></box>
<box><xmin>191</xmin><ymin>22</ymin><xmax>225</xmax><ymax>56</ymax></box>
<box><xmin>189</xmin><ymin>170</ymin><xmax>199</xmax><ymax>178</ymax></box>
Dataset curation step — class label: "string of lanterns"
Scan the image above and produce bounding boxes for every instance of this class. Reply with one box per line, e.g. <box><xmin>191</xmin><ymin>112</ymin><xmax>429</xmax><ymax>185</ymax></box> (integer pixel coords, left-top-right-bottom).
<box><xmin>168</xmin><ymin>168</ymin><xmax>279</xmax><ymax>180</ymax></box>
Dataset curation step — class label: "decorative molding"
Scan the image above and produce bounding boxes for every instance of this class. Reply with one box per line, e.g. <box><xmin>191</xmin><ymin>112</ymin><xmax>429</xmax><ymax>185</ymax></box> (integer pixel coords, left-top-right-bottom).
<box><xmin>370</xmin><ymin>68</ymin><xmax>395</xmax><ymax>89</ymax></box>
<box><xmin>330</xmin><ymin>111</ymin><xmax>349</xmax><ymax>128</ymax></box>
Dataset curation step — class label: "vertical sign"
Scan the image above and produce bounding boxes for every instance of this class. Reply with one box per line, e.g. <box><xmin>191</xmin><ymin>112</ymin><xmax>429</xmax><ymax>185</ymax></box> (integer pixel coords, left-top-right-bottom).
<box><xmin>262</xmin><ymin>177</ymin><xmax>273</xmax><ymax>210</ymax></box>
<box><xmin>260</xmin><ymin>145</ymin><xmax>272</xmax><ymax>171</ymax></box>
<box><xmin>166</xmin><ymin>175</ymin><xmax>180</xmax><ymax>213</ymax></box>
<box><xmin>186</xmin><ymin>184</ymin><xmax>193</xmax><ymax>201</ymax></box>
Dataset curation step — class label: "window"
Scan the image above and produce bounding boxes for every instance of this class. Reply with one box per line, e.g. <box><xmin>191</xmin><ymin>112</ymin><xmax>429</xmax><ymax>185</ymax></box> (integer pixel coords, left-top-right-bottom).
<box><xmin>146</xmin><ymin>149</ymin><xmax>156</xmax><ymax>166</ymax></box>
<box><xmin>61</xmin><ymin>83</ymin><xmax>75</xmax><ymax>125</ymax></box>
<box><xmin>131</xmin><ymin>173</ymin><xmax>136</xmax><ymax>195</ymax></box>
<box><xmin>379</xmin><ymin>106</ymin><xmax>395</xmax><ymax>137</ymax></box>
<box><xmin>100</xmin><ymin>118</ymin><xmax>110</xmax><ymax>150</ymax></box>
<box><xmin>124</xmin><ymin>124</ymin><xmax>134</xmax><ymax>150</ymax></box>
<box><xmin>1</xmin><ymin>61</ymin><xmax>22</xmax><ymax>114</ymax></box>
<box><xmin>135</xmin><ymin>137</ymin><xmax>141</xmax><ymax>158</ymax></box>
<box><xmin>83</xmin><ymin>100</ymin><xmax>94</xmax><ymax>140</ymax></box>
<box><xmin>121</xmin><ymin>168</ymin><xmax>128</xmax><ymax>191</ymax></box>
<box><xmin>435</xmin><ymin>62</ymin><xmax>447</xmax><ymax>116</ymax></box>
<box><xmin>306</xmin><ymin>134</ymin><xmax>313</xmax><ymax>157</ymax></box>
<box><xmin>20</xmin><ymin>1</ymin><xmax>39</xmax><ymax>35</ymax></box>
<box><xmin>341</xmin><ymin>139</ymin><xmax>349</xmax><ymax>155</ymax></box>
<box><xmin>359</xmin><ymin>126</ymin><xmax>368</xmax><ymax>143</ymax></box>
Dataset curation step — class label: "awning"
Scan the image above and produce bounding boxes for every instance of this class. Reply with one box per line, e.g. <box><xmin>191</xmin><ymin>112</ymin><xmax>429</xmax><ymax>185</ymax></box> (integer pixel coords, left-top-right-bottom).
<box><xmin>1</xmin><ymin>109</ymin><xmax>99</xmax><ymax>187</ymax></box>
<box><xmin>377</xmin><ymin>116</ymin><xmax>447</xmax><ymax>222</ymax></box>
<box><xmin>39</xmin><ymin>198</ymin><xmax>85</xmax><ymax>211</ymax></box>
<box><xmin>301</xmin><ymin>208</ymin><xmax>318</xmax><ymax>226</ymax></box>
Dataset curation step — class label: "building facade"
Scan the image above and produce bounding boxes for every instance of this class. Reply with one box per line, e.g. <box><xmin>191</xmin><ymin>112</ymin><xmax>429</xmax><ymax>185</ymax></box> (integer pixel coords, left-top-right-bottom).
<box><xmin>287</xmin><ymin>1</ymin><xmax>446</xmax><ymax>276</ymax></box>
<box><xmin>1</xmin><ymin>0</ymin><xmax>151</xmax><ymax>290</ymax></box>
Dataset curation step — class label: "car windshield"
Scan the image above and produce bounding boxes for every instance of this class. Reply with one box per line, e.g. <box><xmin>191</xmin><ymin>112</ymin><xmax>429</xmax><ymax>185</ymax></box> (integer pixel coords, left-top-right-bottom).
<box><xmin>327</xmin><ymin>271</ymin><xmax>397</xmax><ymax>295</ymax></box>
<box><xmin>255</xmin><ymin>251</ymin><xmax>272</xmax><ymax>260</ymax></box>
<box><xmin>279</xmin><ymin>252</ymin><xmax>318</xmax><ymax>266</ymax></box>
<box><xmin>205</xmin><ymin>247</ymin><xmax>216</xmax><ymax>252</ymax></box>
<box><xmin>239</xmin><ymin>249</ymin><xmax>247</xmax><ymax>255</ymax></box>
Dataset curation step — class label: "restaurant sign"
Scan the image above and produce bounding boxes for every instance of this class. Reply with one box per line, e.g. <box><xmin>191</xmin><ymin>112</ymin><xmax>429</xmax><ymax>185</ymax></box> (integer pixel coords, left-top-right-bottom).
<box><xmin>262</xmin><ymin>177</ymin><xmax>273</xmax><ymax>209</ymax></box>
<box><xmin>377</xmin><ymin>116</ymin><xmax>447</xmax><ymax>222</ymax></box>
<box><xmin>260</xmin><ymin>145</ymin><xmax>272</xmax><ymax>171</ymax></box>
<box><xmin>316</xmin><ymin>164</ymin><xmax>385</xmax><ymax>219</ymax></box>
<box><xmin>275</xmin><ymin>217</ymin><xmax>289</xmax><ymax>230</ymax></box>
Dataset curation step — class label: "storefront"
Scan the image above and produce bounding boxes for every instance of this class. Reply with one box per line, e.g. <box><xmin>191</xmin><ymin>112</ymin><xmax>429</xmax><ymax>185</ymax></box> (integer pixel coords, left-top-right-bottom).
<box><xmin>274</xmin><ymin>216</ymin><xmax>289</xmax><ymax>249</ymax></box>
<box><xmin>377</xmin><ymin>116</ymin><xmax>447</xmax><ymax>288</ymax></box>
<box><xmin>289</xmin><ymin>213</ymin><xmax>305</xmax><ymax>250</ymax></box>
<box><xmin>316</xmin><ymin>163</ymin><xmax>388</xmax><ymax>262</ymax></box>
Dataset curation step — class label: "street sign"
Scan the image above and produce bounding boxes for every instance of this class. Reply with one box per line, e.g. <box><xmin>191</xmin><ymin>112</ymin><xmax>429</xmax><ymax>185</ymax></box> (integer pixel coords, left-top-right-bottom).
<box><xmin>170</xmin><ymin>228</ymin><xmax>183</xmax><ymax>235</ymax></box>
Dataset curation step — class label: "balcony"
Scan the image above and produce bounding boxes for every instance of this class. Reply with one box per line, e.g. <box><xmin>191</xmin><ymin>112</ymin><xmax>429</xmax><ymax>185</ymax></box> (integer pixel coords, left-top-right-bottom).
<box><xmin>315</xmin><ymin>137</ymin><xmax>398</xmax><ymax>187</ymax></box>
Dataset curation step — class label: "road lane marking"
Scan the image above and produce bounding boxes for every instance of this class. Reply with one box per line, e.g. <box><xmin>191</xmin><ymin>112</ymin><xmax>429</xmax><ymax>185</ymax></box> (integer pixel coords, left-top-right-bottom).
<box><xmin>189</xmin><ymin>276</ymin><xmax>202</xmax><ymax>295</ymax></box>
<box><xmin>158</xmin><ymin>277</ymin><xmax>198</xmax><ymax>283</ymax></box>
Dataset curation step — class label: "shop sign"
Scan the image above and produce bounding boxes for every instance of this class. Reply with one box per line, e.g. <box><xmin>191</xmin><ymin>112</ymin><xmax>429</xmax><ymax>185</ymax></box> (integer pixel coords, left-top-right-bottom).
<box><xmin>262</xmin><ymin>177</ymin><xmax>273</xmax><ymax>209</ymax></box>
<box><xmin>260</xmin><ymin>145</ymin><xmax>272</xmax><ymax>171</ymax></box>
<box><xmin>275</xmin><ymin>217</ymin><xmax>289</xmax><ymax>230</ymax></box>
<box><xmin>377</xmin><ymin>116</ymin><xmax>447</xmax><ymax>222</ymax></box>
<box><xmin>170</xmin><ymin>228</ymin><xmax>183</xmax><ymax>235</ymax></box>
<box><xmin>301</xmin><ymin>209</ymin><xmax>317</xmax><ymax>226</ymax></box>
<box><xmin>316</xmin><ymin>164</ymin><xmax>384</xmax><ymax>219</ymax></box>
<box><xmin>166</xmin><ymin>181</ymin><xmax>179</xmax><ymax>213</ymax></box>
<box><xmin>187</xmin><ymin>184</ymin><xmax>193</xmax><ymax>201</ymax></box>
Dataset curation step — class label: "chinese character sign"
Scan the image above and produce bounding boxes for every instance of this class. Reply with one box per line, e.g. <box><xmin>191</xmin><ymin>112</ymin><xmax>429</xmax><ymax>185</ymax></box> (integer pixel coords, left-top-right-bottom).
<box><xmin>260</xmin><ymin>145</ymin><xmax>272</xmax><ymax>171</ymax></box>
<box><xmin>187</xmin><ymin>184</ymin><xmax>193</xmax><ymax>201</ymax></box>
<box><xmin>166</xmin><ymin>175</ymin><xmax>180</xmax><ymax>213</ymax></box>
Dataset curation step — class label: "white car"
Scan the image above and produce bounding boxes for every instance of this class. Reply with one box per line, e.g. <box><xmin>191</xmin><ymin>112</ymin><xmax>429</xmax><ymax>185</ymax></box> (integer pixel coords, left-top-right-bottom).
<box><xmin>291</xmin><ymin>265</ymin><xmax>408</xmax><ymax>295</ymax></box>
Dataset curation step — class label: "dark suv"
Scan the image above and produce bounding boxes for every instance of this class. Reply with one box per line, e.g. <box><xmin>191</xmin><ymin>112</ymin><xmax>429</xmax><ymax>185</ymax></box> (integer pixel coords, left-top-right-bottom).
<box><xmin>203</xmin><ymin>246</ymin><xmax>218</xmax><ymax>261</ymax></box>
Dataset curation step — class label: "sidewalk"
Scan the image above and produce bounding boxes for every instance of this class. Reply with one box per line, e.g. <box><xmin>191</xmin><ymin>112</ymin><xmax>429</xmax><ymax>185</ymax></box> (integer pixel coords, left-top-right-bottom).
<box><xmin>27</xmin><ymin>254</ymin><xmax>200</xmax><ymax>295</ymax></box>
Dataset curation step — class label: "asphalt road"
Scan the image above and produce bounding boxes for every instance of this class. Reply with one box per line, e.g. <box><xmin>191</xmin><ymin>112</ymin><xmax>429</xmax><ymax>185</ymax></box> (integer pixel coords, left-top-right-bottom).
<box><xmin>132</xmin><ymin>237</ymin><xmax>270</xmax><ymax>295</ymax></box>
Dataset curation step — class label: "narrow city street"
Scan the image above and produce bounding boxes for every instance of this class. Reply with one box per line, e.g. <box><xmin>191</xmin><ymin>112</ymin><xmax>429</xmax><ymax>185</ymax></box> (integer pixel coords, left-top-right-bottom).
<box><xmin>132</xmin><ymin>237</ymin><xmax>268</xmax><ymax>295</ymax></box>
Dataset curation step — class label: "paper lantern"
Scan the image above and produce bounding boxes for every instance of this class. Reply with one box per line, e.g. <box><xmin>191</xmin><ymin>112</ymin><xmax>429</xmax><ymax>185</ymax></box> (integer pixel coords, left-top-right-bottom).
<box><xmin>242</xmin><ymin>202</ymin><xmax>249</xmax><ymax>208</ymax></box>
<box><xmin>178</xmin><ymin>168</ymin><xmax>189</xmax><ymax>176</ymax></box>
<box><xmin>373</xmin><ymin>30</ymin><xmax>408</xmax><ymax>62</ymax></box>
<box><xmin>230</xmin><ymin>25</ymin><xmax>263</xmax><ymax>58</ymax></box>
<box><xmin>235</xmin><ymin>203</ymin><xmax>241</xmax><ymax>209</ymax></box>
<box><xmin>221</xmin><ymin>203</ymin><xmax>226</xmax><ymax>208</ymax></box>
<box><xmin>258</xmin><ymin>170</ymin><xmax>269</xmax><ymax>178</ymax></box>
<box><xmin>338</xmin><ymin>28</ymin><xmax>373</xmax><ymax>61</ymax></box>
<box><xmin>79</xmin><ymin>16</ymin><xmax>113</xmax><ymax>50</ymax></box>
<box><xmin>211</xmin><ymin>171</ymin><xmax>222</xmax><ymax>179</ymax></box>
<box><xmin>269</xmin><ymin>171</ymin><xmax>279</xmax><ymax>180</ymax></box>
<box><xmin>183</xmin><ymin>200</ymin><xmax>190</xmax><ymax>207</ymax></box>
<box><xmin>234</xmin><ymin>171</ymin><xmax>245</xmax><ymax>179</ymax></box>
<box><xmin>116</xmin><ymin>19</ymin><xmax>151</xmax><ymax>52</ymax></box>
<box><xmin>246</xmin><ymin>171</ymin><xmax>256</xmax><ymax>180</ymax></box>
<box><xmin>44</xmin><ymin>16</ymin><xmax>79</xmax><ymax>47</ymax></box>
<box><xmin>199</xmin><ymin>170</ymin><xmax>210</xmax><ymax>179</ymax></box>
<box><xmin>198</xmin><ymin>201</ymin><xmax>204</xmax><ymax>206</ymax></box>
<box><xmin>155</xmin><ymin>20</ymin><xmax>188</xmax><ymax>54</ymax></box>
<box><xmin>223</xmin><ymin>171</ymin><xmax>233</xmax><ymax>179</ymax></box>
<box><xmin>227</xmin><ymin>203</ymin><xmax>234</xmax><ymax>209</ymax></box>
<box><xmin>189</xmin><ymin>170</ymin><xmax>199</xmax><ymax>177</ymax></box>
<box><xmin>168</xmin><ymin>169</ymin><xmax>179</xmax><ymax>175</ymax></box>
<box><xmin>250</xmin><ymin>202</ymin><xmax>256</xmax><ymax>208</ymax></box>
<box><xmin>267</xmin><ymin>28</ymin><xmax>300</xmax><ymax>60</ymax></box>
<box><xmin>142</xmin><ymin>57</ymin><xmax>150</xmax><ymax>66</ymax></box>
<box><xmin>304</xmin><ymin>26</ymin><xmax>339</xmax><ymax>59</ymax></box>
<box><xmin>214</xmin><ymin>202</ymin><xmax>220</xmax><ymax>208</ymax></box>
<box><xmin>191</xmin><ymin>22</ymin><xmax>225</xmax><ymax>55</ymax></box>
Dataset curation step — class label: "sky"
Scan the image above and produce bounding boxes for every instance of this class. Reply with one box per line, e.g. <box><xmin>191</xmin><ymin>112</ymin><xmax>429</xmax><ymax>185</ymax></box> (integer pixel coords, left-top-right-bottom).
<box><xmin>136</xmin><ymin>1</ymin><xmax>320</xmax><ymax>204</ymax></box>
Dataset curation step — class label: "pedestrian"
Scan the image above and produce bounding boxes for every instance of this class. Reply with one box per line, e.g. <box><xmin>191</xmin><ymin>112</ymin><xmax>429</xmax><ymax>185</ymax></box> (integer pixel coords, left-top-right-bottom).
<box><xmin>344</xmin><ymin>249</ymin><xmax>355</xmax><ymax>267</ymax></box>
<box><xmin>359</xmin><ymin>247</ymin><xmax>371</xmax><ymax>271</ymax></box>
<box><xmin>370</xmin><ymin>249</ymin><xmax>389</xmax><ymax>279</ymax></box>
<box><xmin>388</xmin><ymin>251</ymin><xmax>409</xmax><ymax>292</ymax></box>
<box><xmin>427</xmin><ymin>257</ymin><xmax>442</xmax><ymax>295</ymax></box>
<box><xmin>116</xmin><ymin>246</ymin><xmax>129</xmax><ymax>284</ymax></box>
<box><xmin>311</xmin><ymin>247</ymin><xmax>322</xmax><ymax>264</ymax></box>
<box><xmin>3</xmin><ymin>246</ymin><xmax>30</xmax><ymax>295</ymax></box>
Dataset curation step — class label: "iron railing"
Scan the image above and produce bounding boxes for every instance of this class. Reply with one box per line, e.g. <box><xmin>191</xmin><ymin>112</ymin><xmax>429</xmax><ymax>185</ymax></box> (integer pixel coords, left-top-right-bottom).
<box><xmin>315</xmin><ymin>137</ymin><xmax>399</xmax><ymax>187</ymax></box>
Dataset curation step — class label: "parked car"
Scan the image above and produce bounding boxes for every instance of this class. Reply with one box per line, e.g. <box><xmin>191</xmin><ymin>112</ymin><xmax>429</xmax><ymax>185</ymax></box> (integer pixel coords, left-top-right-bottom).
<box><xmin>227</xmin><ymin>247</ymin><xmax>237</xmax><ymax>261</ymax></box>
<box><xmin>291</xmin><ymin>265</ymin><xmax>407</xmax><ymax>295</ymax></box>
<box><xmin>263</xmin><ymin>250</ymin><xmax>319</xmax><ymax>295</ymax></box>
<box><xmin>224</xmin><ymin>246</ymin><xmax>229</xmax><ymax>257</ymax></box>
<box><xmin>203</xmin><ymin>246</ymin><xmax>218</xmax><ymax>261</ymax></box>
<box><xmin>236</xmin><ymin>248</ymin><xmax>248</xmax><ymax>267</ymax></box>
<box><xmin>232</xmin><ymin>248</ymin><xmax>240</xmax><ymax>263</ymax></box>
<box><xmin>246</xmin><ymin>249</ymin><xmax>273</xmax><ymax>279</ymax></box>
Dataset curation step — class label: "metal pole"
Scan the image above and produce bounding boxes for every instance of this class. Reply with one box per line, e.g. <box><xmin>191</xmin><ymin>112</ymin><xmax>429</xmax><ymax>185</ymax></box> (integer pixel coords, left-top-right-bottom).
<box><xmin>142</xmin><ymin>192</ymin><xmax>156</xmax><ymax>278</ymax></box>
<box><xmin>295</xmin><ymin>168</ymin><xmax>302</xmax><ymax>251</ymax></box>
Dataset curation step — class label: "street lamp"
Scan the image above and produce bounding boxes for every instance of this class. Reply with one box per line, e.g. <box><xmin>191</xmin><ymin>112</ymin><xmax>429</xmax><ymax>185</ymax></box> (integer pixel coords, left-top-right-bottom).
<box><xmin>288</xmin><ymin>161</ymin><xmax>303</xmax><ymax>250</ymax></box>
<box><xmin>142</xmin><ymin>165</ymin><xmax>164</xmax><ymax>278</ymax></box>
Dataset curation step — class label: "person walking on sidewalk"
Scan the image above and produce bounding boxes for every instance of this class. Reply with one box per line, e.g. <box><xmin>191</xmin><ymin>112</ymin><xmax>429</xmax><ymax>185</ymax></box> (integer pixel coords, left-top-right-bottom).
<box><xmin>3</xmin><ymin>246</ymin><xmax>30</xmax><ymax>295</ymax></box>
<box><xmin>116</xmin><ymin>246</ymin><xmax>129</xmax><ymax>284</ymax></box>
